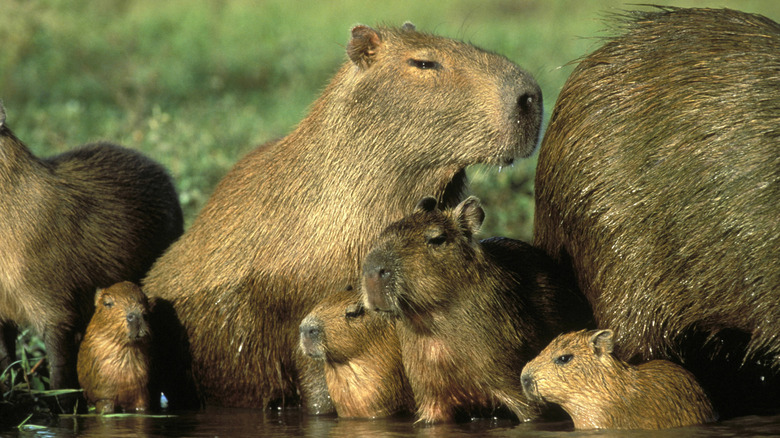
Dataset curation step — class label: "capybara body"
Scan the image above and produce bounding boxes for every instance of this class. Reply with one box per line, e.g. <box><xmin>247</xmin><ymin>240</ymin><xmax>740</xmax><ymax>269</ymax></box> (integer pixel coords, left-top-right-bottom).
<box><xmin>362</xmin><ymin>197</ymin><xmax>592</xmax><ymax>423</ymax></box>
<box><xmin>0</xmin><ymin>104</ymin><xmax>182</xmax><ymax>399</ymax></box>
<box><xmin>533</xmin><ymin>7</ymin><xmax>780</xmax><ymax>415</ymax></box>
<box><xmin>299</xmin><ymin>287</ymin><xmax>414</xmax><ymax>418</ymax></box>
<box><xmin>77</xmin><ymin>282</ymin><xmax>152</xmax><ymax>414</ymax></box>
<box><xmin>142</xmin><ymin>23</ymin><xmax>543</xmax><ymax>409</ymax></box>
<box><xmin>521</xmin><ymin>329</ymin><xmax>717</xmax><ymax>429</ymax></box>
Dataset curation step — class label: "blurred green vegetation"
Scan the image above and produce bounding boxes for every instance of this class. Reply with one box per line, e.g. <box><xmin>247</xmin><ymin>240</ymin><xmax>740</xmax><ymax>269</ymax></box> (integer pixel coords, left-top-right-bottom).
<box><xmin>1</xmin><ymin>0</ymin><xmax>776</xmax><ymax>239</ymax></box>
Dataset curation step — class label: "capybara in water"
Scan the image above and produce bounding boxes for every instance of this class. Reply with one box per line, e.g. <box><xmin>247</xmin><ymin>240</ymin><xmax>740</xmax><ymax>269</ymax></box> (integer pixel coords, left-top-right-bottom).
<box><xmin>142</xmin><ymin>23</ymin><xmax>543</xmax><ymax>409</ymax></box>
<box><xmin>0</xmin><ymin>103</ymin><xmax>182</xmax><ymax>404</ymax></box>
<box><xmin>299</xmin><ymin>286</ymin><xmax>414</xmax><ymax>418</ymax></box>
<box><xmin>521</xmin><ymin>329</ymin><xmax>717</xmax><ymax>429</ymax></box>
<box><xmin>77</xmin><ymin>282</ymin><xmax>152</xmax><ymax>414</ymax></box>
<box><xmin>361</xmin><ymin>196</ymin><xmax>592</xmax><ymax>423</ymax></box>
<box><xmin>532</xmin><ymin>7</ymin><xmax>780</xmax><ymax>416</ymax></box>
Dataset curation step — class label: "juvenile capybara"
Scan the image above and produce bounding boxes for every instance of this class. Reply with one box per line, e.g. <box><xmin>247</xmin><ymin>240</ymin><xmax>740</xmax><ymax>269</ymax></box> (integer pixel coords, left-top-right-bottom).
<box><xmin>521</xmin><ymin>329</ymin><xmax>717</xmax><ymax>429</ymax></box>
<box><xmin>77</xmin><ymin>282</ymin><xmax>152</xmax><ymax>414</ymax></box>
<box><xmin>0</xmin><ymin>103</ymin><xmax>182</xmax><ymax>403</ymax></box>
<box><xmin>361</xmin><ymin>196</ymin><xmax>592</xmax><ymax>423</ymax></box>
<box><xmin>299</xmin><ymin>287</ymin><xmax>414</xmax><ymax>418</ymax></box>
<box><xmin>142</xmin><ymin>23</ymin><xmax>543</xmax><ymax>409</ymax></box>
<box><xmin>533</xmin><ymin>7</ymin><xmax>780</xmax><ymax>415</ymax></box>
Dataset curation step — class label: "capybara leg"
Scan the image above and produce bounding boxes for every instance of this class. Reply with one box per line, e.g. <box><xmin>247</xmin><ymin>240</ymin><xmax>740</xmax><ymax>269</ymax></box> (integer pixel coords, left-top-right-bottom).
<box><xmin>44</xmin><ymin>324</ymin><xmax>84</xmax><ymax>413</ymax></box>
<box><xmin>0</xmin><ymin>322</ymin><xmax>18</xmax><ymax>372</ymax></box>
<box><xmin>95</xmin><ymin>399</ymin><xmax>116</xmax><ymax>414</ymax></box>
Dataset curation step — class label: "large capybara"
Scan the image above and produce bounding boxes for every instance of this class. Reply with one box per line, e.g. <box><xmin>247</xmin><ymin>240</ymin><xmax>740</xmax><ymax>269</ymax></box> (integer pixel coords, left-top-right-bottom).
<box><xmin>533</xmin><ymin>7</ymin><xmax>780</xmax><ymax>416</ymax></box>
<box><xmin>77</xmin><ymin>282</ymin><xmax>152</xmax><ymax>414</ymax></box>
<box><xmin>142</xmin><ymin>23</ymin><xmax>543</xmax><ymax>409</ymax></box>
<box><xmin>299</xmin><ymin>286</ymin><xmax>414</xmax><ymax>418</ymax></box>
<box><xmin>521</xmin><ymin>329</ymin><xmax>717</xmax><ymax>429</ymax></box>
<box><xmin>0</xmin><ymin>103</ymin><xmax>182</xmax><ymax>406</ymax></box>
<box><xmin>362</xmin><ymin>196</ymin><xmax>592</xmax><ymax>423</ymax></box>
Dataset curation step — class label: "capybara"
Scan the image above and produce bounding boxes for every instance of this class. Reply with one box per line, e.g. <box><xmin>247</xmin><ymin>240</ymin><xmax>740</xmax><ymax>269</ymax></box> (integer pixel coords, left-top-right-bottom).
<box><xmin>532</xmin><ymin>7</ymin><xmax>780</xmax><ymax>415</ymax></box>
<box><xmin>521</xmin><ymin>329</ymin><xmax>717</xmax><ymax>429</ymax></box>
<box><xmin>362</xmin><ymin>196</ymin><xmax>592</xmax><ymax>423</ymax></box>
<box><xmin>142</xmin><ymin>22</ymin><xmax>543</xmax><ymax>409</ymax></box>
<box><xmin>299</xmin><ymin>286</ymin><xmax>414</xmax><ymax>418</ymax></box>
<box><xmin>0</xmin><ymin>103</ymin><xmax>182</xmax><ymax>404</ymax></box>
<box><xmin>77</xmin><ymin>282</ymin><xmax>152</xmax><ymax>414</ymax></box>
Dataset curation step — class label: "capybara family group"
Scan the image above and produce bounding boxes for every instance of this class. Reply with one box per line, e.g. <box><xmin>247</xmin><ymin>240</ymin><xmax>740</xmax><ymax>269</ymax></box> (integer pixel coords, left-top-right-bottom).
<box><xmin>2</xmin><ymin>5</ymin><xmax>778</xmax><ymax>431</ymax></box>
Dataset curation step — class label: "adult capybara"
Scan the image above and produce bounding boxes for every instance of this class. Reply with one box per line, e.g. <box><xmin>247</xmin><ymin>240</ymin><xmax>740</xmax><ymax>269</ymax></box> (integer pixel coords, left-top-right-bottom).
<box><xmin>299</xmin><ymin>287</ymin><xmax>414</xmax><ymax>418</ymax></box>
<box><xmin>362</xmin><ymin>196</ymin><xmax>592</xmax><ymax>423</ymax></box>
<box><xmin>142</xmin><ymin>23</ymin><xmax>543</xmax><ymax>409</ymax></box>
<box><xmin>521</xmin><ymin>329</ymin><xmax>717</xmax><ymax>429</ymax></box>
<box><xmin>0</xmin><ymin>103</ymin><xmax>182</xmax><ymax>404</ymax></box>
<box><xmin>533</xmin><ymin>7</ymin><xmax>780</xmax><ymax>416</ymax></box>
<box><xmin>77</xmin><ymin>282</ymin><xmax>152</xmax><ymax>414</ymax></box>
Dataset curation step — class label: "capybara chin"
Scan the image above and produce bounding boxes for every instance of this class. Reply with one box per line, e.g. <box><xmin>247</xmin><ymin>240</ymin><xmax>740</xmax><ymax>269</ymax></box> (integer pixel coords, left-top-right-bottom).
<box><xmin>142</xmin><ymin>22</ymin><xmax>543</xmax><ymax>409</ymax></box>
<box><xmin>361</xmin><ymin>196</ymin><xmax>592</xmax><ymax>423</ymax></box>
<box><xmin>532</xmin><ymin>7</ymin><xmax>779</xmax><ymax>417</ymax></box>
<box><xmin>77</xmin><ymin>282</ymin><xmax>152</xmax><ymax>414</ymax></box>
<box><xmin>521</xmin><ymin>329</ymin><xmax>717</xmax><ymax>430</ymax></box>
<box><xmin>299</xmin><ymin>287</ymin><xmax>414</xmax><ymax>418</ymax></box>
<box><xmin>0</xmin><ymin>103</ymin><xmax>182</xmax><ymax>407</ymax></box>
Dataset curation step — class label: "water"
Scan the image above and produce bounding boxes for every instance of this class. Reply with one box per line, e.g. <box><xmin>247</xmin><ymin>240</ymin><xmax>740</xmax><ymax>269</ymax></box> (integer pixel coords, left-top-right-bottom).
<box><xmin>7</xmin><ymin>408</ymin><xmax>780</xmax><ymax>437</ymax></box>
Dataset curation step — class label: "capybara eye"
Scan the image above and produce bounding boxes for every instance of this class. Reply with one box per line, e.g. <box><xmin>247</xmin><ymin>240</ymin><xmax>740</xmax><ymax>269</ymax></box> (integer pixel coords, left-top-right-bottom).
<box><xmin>345</xmin><ymin>303</ymin><xmax>365</xmax><ymax>319</ymax></box>
<box><xmin>554</xmin><ymin>354</ymin><xmax>574</xmax><ymax>365</ymax></box>
<box><xmin>407</xmin><ymin>59</ymin><xmax>440</xmax><ymax>70</ymax></box>
<box><xmin>426</xmin><ymin>234</ymin><xmax>447</xmax><ymax>246</ymax></box>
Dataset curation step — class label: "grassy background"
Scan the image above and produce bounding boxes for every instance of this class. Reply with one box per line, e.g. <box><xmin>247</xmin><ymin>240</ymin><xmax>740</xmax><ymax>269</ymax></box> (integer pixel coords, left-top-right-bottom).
<box><xmin>1</xmin><ymin>0</ymin><xmax>777</xmax><ymax>241</ymax></box>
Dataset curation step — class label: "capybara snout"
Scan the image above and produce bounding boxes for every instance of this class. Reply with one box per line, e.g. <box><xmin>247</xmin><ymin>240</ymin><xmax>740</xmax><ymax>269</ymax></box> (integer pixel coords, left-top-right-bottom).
<box><xmin>362</xmin><ymin>251</ymin><xmax>396</xmax><ymax>312</ymax></box>
<box><xmin>299</xmin><ymin>315</ymin><xmax>325</xmax><ymax>358</ymax></box>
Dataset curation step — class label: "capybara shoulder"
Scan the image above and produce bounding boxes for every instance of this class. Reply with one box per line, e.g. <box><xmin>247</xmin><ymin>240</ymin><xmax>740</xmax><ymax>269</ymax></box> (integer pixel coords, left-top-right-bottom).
<box><xmin>299</xmin><ymin>287</ymin><xmax>414</xmax><ymax>418</ymax></box>
<box><xmin>521</xmin><ymin>329</ymin><xmax>717</xmax><ymax>429</ymax></box>
<box><xmin>142</xmin><ymin>22</ymin><xmax>543</xmax><ymax>409</ymax></box>
<box><xmin>0</xmin><ymin>103</ymin><xmax>182</xmax><ymax>408</ymax></box>
<box><xmin>362</xmin><ymin>196</ymin><xmax>591</xmax><ymax>423</ymax></box>
<box><xmin>77</xmin><ymin>281</ymin><xmax>152</xmax><ymax>414</ymax></box>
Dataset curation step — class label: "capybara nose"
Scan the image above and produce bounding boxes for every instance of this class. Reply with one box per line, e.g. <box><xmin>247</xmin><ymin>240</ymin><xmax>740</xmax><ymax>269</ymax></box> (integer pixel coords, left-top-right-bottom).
<box><xmin>127</xmin><ymin>311</ymin><xmax>150</xmax><ymax>339</ymax></box>
<box><xmin>362</xmin><ymin>252</ymin><xmax>394</xmax><ymax>311</ymax></box>
<box><xmin>521</xmin><ymin>372</ymin><xmax>534</xmax><ymax>394</ymax></box>
<box><xmin>299</xmin><ymin>316</ymin><xmax>323</xmax><ymax>343</ymax></box>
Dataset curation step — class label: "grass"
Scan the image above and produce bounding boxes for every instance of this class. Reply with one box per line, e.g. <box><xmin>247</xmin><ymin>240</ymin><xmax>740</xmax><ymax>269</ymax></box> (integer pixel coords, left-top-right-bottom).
<box><xmin>1</xmin><ymin>0</ymin><xmax>777</xmax><ymax>429</ymax></box>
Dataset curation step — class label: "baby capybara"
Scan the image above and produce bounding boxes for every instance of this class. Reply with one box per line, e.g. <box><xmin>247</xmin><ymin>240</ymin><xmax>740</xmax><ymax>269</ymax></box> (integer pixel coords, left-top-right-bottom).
<box><xmin>299</xmin><ymin>287</ymin><xmax>414</xmax><ymax>418</ymax></box>
<box><xmin>77</xmin><ymin>282</ymin><xmax>152</xmax><ymax>414</ymax></box>
<box><xmin>0</xmin><ymin>103</ymin><xmax>182</xmax><ymax>403</ymax></box>
<box><xmin>142</xmin><ymin>23</ymin><xmax>543</xmax><ymax>409</ymax></box>
<box><xmin>362</xmin><ymin>196</ymin><xmax>592</xmax><ymax>423</ymax></box>
<box><xmin>521</xmin><ymin>329</ymin><xmax>717</xmax><ymax>430</ymax></box>
<box><xmin>532</xmin><ymin>7</ymin><xmax>779</xmax><ymax>416</ymax></box>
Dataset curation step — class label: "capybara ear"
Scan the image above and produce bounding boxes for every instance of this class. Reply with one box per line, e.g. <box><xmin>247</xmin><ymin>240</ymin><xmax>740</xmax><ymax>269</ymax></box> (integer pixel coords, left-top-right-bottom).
<box><xmin>454</xmin><ymin>196</ymin><xmax>484</xmax><ymax>238</ymax></box>
<box><xmin>348</xmin><ymin>25</ymin><xmax>382</xmax><ymax>69</ymax></box>
<box><xmin>401</xmin><ymin>22</ymin><xmax>416</xmax><ymax>32</ymax></box>
<box><xmin>414</xmin><ymin>196</ymin><xmax>439</xmax><ymax>213</ymax></box>
<box><xmin>589</xmin><ymin>329</ymin><xmax>614</xmax><ymax>356</ymax></box>
<box><xmin>97</xmin><ymin>289</ymin><xmax>115</xmax><ymax>309</ymax></box>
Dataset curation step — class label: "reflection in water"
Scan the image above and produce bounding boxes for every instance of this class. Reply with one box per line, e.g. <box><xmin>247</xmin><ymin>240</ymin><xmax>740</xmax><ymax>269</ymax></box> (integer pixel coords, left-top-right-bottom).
<box><xmin>9</xmin><ymin>407</ymin><xmax>780</xmax><ymax>437</ymax></box>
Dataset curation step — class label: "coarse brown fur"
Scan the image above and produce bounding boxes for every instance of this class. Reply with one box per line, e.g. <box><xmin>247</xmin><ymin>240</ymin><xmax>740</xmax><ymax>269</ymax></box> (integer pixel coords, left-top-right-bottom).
<box><xmin>77</xmin><ymin>282</ymin><xmax>152</xmax><ymax>414</ymax></box>
<box><xmin>142</xmin><ymin>23</ymin><xmax>543</xmax><ymax>409</ymax></box>
<box><xmin>0</xmin><ymin>103</ymin><xmax>182</xmax><ymax>405</ymax></box>
<box><xmin>361</xmin><ymin>196</ymin><xmax>592</xmax><ymax>423</ymax></box>
<box><xmin>521</xmin><ymin>329</ymin><xmax>717</xmax><ymax>429</ymax></box>
<box><xmin>299</xmin><ymin>287</ymin><xmax>414</xmax><ymax>418</ymax></box>
<box><xmin>533</xmin><ymin>7</ymin><xmax>780</xmax><ymax>416</ymax></box>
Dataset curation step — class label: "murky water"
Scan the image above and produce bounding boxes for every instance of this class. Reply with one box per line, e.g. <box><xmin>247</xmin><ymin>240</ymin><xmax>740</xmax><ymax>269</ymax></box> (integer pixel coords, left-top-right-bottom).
<box><xmin>7</xmin><ymin>408</ymin><xmax>780</xmax><ymax>437</ymax></box>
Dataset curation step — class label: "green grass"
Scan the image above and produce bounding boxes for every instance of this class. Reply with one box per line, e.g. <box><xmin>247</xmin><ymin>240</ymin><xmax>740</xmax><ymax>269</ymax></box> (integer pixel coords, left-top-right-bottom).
<box><xmin>1</xmin><ymin>0</ymin><xmax>777</xmax><ymax>426</ymax></box>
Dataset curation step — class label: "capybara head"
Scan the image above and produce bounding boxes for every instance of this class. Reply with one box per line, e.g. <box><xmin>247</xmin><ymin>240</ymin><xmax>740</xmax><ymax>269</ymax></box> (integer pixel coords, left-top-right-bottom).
<box><xmin>342</xmin><ymin>23</ymin><xmax>543</xmax><ymax>166</ymax></box>
<box><xmin>362</xmin><ymin>196</ymin><xmax>485</xmax><ymax>319</ymax></box>
<box><xmin>299</xmin><ymin>287</ymin><xmax>414</xmax><ymax>418</ymax></box>
<box><xmin>93</xmin><ymin>281</ymin><xmax>151</xmax><ymax>344</ymax></box>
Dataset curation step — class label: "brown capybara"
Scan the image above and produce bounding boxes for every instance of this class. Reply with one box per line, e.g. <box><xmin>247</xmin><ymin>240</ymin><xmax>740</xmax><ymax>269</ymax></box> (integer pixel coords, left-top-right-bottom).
<box><xmin>299</xmin><ymin>287</ymin><xmax>414</xmax><ymax>418</ymax></box>
<box><xmin>521</xmin><ymin>329</ymin><xmax>717</xmax><ymax>430</ymax></box>
<box><xmin>532</xmin><ymin>7</ymin><xmax>780</xmax><ymax>416</ymax></box>
<box><xmin>142</xmin><ymin>23</ymin><xmax>543</xmax><ymax>410</ymax></box>
<box><xmin>361</xmin><ymin>196</ymin><xmax>592</xmax><ymax>423</ymax></box>
<box><xmin>0</xmin><ymin>103</ymin><xmax>182</xmax><ymax>407</ymax></box>
<box><xmin>77</xmin><ymin>282</ymin><xmax>152</xmax><ymax>414</ymax></box>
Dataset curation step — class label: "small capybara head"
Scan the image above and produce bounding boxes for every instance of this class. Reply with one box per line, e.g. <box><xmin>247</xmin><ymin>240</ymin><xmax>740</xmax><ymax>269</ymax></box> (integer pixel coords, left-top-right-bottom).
<box><xmin>362</xmin><ymin>196</ymin><xmax>485</xmax><ymax>319</ymax></box>
<box><xmin>299</xmin><ymin>287</ymin><xmax>414</xmax><ymax>418</ymax></box>
<box><xmin>521</xmin><ymin>329</ymin><xmax>717</xmax><ymax>429</ymax></box>
<box><xmin>93</xmin><ymin>281</ymin><xmax>151</xmax><ymax>344</ymax></box>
